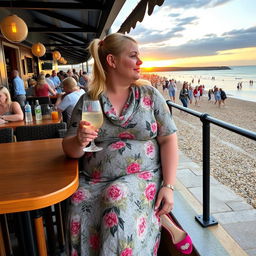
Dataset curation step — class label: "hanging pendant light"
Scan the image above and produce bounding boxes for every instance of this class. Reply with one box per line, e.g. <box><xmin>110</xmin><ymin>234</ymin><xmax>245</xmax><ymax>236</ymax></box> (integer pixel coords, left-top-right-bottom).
<box><xmin>31</xmin><ymin>42</ymin><xmax>46</xmax><ymax>57</ymax></box>
<box><xmin>52</xmin><ymin>51</ymin><xmax>61</xmax><ymax>60</ymax></box>
<box><xmin>0</xmin><ymin>14</ymin><xmax>28</xmax><ymax>43</ymax></box>
<box><xmin>59</xmin><ymin>57</ymin><xmax>65</xmax><ymax>64</ymax></box>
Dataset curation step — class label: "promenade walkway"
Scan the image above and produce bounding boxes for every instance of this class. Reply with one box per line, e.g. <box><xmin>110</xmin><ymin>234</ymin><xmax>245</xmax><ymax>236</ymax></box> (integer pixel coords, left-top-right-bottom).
<box><xmin>176</xmin><ymin>151</ymin><xmax>256</xmax><ymax>256</ymax></box>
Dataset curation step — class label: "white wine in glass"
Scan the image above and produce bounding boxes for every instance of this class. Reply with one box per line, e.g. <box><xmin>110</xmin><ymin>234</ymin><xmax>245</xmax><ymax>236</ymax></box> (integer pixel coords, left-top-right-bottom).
<box><xmin>82</xmin><ymin>100</ymin><xmax>104</xmax><ymax>152</ymax></box>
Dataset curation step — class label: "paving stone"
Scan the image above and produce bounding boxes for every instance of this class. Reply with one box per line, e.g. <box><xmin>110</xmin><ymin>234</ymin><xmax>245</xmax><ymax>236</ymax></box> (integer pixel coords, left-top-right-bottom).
<box><xmin>226</xmin><ymin>201</ymin><xmax>253</xmax><ymax>211</ymax></box>
<box><xmin>178</xmin><ymin>161</ymin><xmax>201</xmax><ymax>170</ymax></box>
<box><xmin>189</xmin><ymin>184</ymin><xmax>245</xmax><ymax>213</ymax></box>
<box><xmin>177</xmin><ymin>168</ymin><xmax>219</xmax><ymax>188</ymax></box>
<box><xmin>213</xmin><ymin>209</ymin><xmax>256</xmax><ymax>224</ymax></box>
<box><xmin>223</xmin><ymin>221</ymin><xmax>256</xmax><ymax>250</ymax></box>
<box><xmin>245</xmin><ymin>248</ymin><xmax>256</xmax><ymax>256</ymax></box>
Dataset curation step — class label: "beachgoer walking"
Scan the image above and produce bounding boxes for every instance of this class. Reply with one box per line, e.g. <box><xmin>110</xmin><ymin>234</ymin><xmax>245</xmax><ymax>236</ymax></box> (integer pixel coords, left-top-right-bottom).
<box><xmin>220</xmin><ymin>88</ymin><xmax>227</xmax><ymax>106</ymax></box>
<box><xmin>193</xmin><ymin>86</ymin><xmax>200</xmax><ymax>107</ymax></box>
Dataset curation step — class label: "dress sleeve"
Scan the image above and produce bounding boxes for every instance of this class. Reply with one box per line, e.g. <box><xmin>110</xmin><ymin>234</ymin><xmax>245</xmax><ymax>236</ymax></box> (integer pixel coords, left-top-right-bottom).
<box><xmin>152</xmin><ymin>87</ymin><xmax>177</xmax><ymax>136</ymax></box>
<box><xmin>64</xmin><ymin>93</ymin><xmax>85</xmax><ymax>136</ymax></box>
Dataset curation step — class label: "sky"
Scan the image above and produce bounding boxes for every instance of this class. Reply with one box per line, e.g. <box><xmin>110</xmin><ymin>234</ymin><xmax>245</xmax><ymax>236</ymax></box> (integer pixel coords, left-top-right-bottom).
<box><xmin>111</xmin><ymin>0</ymin><xmax>256</xmax><ymax>67</ymax></box>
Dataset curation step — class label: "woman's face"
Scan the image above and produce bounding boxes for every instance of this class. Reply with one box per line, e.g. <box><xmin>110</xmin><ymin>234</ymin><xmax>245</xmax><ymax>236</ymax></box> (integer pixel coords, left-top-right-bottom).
<box><xmin>0</xmin><ymin>92</ymin><xmax>7</xmax><ymax>105</ymax></box>
<box><xmin>113</xmin><ymin>41</ymin><xmax>143</xmax><ymax>82</ymax></box>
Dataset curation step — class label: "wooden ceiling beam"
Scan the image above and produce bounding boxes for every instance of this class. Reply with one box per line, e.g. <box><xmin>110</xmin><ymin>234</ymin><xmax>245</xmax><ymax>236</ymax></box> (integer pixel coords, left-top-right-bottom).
<box><xmin>0</xmin><ymin>1</ymin><xmax>103</xmax><ymax>10</ymax></box>
<box><xmin>35</xmin><ymin>10</ymin><xmax>95</xmax><ymax>31</ymax></box>
<box><xmin>44</xmin><ymin>43</ymin><xmax>87</xmax><ymax>47</ymax></box>
<box><xmin>29</xmin><ymin>27</ymin><xmax>92</xmax><ymax>33</ymax></box>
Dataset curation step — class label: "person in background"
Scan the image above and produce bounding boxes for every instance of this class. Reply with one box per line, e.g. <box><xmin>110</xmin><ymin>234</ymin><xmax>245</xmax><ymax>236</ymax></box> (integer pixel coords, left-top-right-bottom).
<box><xmin>72</xmin><ymin>69</ymin><xmax>80</xmax><ymax>82</ymax></box>
<box><xmin>50</xmin><ymin>70</ymin><xmax>62</xmax><ymax>93</ymax></box>
<box><xmin>188</xmin><ymin>84</ymin><xmax>193</xmax><ymax>104</ymax></box>
<box><xmin>208</xmin><ymin>89</ymin><xmax>213</xmax><ymax>101</ymax></box>
<box><xmin>45</xmin><ymin>74</ymin><xmax>57</xmax><ymax>95</ymax></box>
<box><xmin>179</xmin><ymin>81</ymin><xmax>189</xmax><ymax>107</ymax></box>
<box><xmin>55</xmin><ymin>77</ymin><xmax>85</xmax><ymax>124</ymax></box>
<box><xmin>213</xmin><ymin>87</ymin><xmax>221</xmax><ymax>107</ymax></box>
<box><xmin>168</xmin><ymin>79</ymin><xmax>176</xmax><ymax>102</ymax></box>
<box><xmin>79</xmin><ymin>71</ymin><xmax>89</xmax><ymax>91</ymax></box>
<box><xmin>26</xmin><ymin>78</ymin><xmax>36</xmax><ymax>97</ymax></box>
<box><xmin>220</xmin><ymin>88</ymin><xmax>227</xmax><ymax>106</ymax></box>
<box><xmin>35</xmin><ymin>75</ymin><xmax>56</xmax><ymax>97</ymax></box>
<box><xmin>0</xmin><ymin>86</ymin><xmax>24</xmax><ymax>121</ymax></box>
<box><xmin>11</xmin><ymin>70</ymin><xmax>26</xmax><ymax>108</ymax></box>
<box><xmin>193</xmin><ymin>86</ymin><xmax>200</xmax><ymax>107</ymax></box>
<box><xmin>62</xmin><ymin>33</ymin><xmax>178</xmax><ymax>255</ymax></box>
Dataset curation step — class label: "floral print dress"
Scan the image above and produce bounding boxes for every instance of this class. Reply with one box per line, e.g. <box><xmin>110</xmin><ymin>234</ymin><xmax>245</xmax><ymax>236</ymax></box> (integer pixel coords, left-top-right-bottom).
<box><xmin>65</xmin><ymin>85</ymin><xmax>177</xmax><ymax>256</ymax></box>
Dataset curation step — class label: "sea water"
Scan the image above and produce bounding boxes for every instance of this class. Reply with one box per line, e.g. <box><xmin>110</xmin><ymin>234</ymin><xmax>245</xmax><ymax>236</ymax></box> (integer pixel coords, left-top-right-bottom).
<box><xmin>153</xmin><ymin>65</ymin><xmax>256</xmax><ymax>103</ymax></box>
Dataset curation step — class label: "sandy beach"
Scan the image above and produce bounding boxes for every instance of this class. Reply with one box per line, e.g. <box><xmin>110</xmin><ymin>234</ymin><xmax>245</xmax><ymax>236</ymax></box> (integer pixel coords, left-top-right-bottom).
<box><xmin>159</xmin><ymin>83</ymin><xmax>256</xmax><ymax>208</ymax></box>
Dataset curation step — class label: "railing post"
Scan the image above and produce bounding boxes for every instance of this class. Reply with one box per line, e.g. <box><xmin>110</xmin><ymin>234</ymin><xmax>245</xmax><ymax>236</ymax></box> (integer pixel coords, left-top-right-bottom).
<box><xmin>195</xmin><ymin>113</ymin><xmax>218</xmax><ymax>227</ymax></box>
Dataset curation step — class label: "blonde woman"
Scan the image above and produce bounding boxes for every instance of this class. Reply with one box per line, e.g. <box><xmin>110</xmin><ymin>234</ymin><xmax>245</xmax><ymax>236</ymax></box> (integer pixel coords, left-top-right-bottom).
<box><xmin>0</xmin><ymin>86</ymin><xmax>24</xmax><ymax>121</ymax></box>
<box><xmin>63</xmin><ymin>33</ymin><xmax>178</xmax><ymax>255</ymax></box>
<box><xmin>35</xmin><ymin>75</ymin><xmax>56</xmax><ymax>97</ymax></box>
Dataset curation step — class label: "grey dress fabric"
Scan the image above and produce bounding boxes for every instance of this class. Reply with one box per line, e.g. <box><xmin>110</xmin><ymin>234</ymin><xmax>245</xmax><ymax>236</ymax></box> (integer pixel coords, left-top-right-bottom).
<box><xmin>65</xmin><ymin>85</ymin><xmax>177</xmax><ymax>256</ymax></box>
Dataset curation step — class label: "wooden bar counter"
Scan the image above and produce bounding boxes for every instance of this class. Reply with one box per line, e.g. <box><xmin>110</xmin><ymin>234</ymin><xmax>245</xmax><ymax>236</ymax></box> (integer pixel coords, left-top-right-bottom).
<box><xmin>0</xmin><ymin>115</ymin><xmax>62</xmax><ymax>131</ymax></box>
<box><xmin>0</xmin><ymin>138</ymin><xmax>78</xmax><ymax>256</ymax></box>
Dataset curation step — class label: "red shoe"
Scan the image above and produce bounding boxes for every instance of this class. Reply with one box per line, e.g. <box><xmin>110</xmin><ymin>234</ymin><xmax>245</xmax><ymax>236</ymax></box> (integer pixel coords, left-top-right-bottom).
<box><xmin>161</xmin><ymin>213</ymin><xmax>193</xmax><ymax>255</ymax></box>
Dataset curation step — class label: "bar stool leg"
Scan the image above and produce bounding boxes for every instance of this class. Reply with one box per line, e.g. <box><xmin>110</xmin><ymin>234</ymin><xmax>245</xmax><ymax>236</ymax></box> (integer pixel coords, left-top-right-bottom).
<box><xmin>0</xmin><ymin>215</ymin><xmax>13</xmax><ymax>256</ymax></box>
<box><xmin>33</xmin><ymin>210</ymin><xmax>47</xmax><ymax>256</ymax></box>
<box><xmin>17</xmin><ymin>212</ymin><xmax>38</xmax><ymax>256</ymax></box>
<box><xmin>0</xmin><ymin>219</ymin><xmax>6</xmax><ymax>256</ymax></box>
<box><xmin>55</xmin><ymin>203</ymin><xmax>65</xmax><ymax>252</ymax></box>
<box><xmin>44</xmin><ymin>206</ymin><xmax>57</xmax><ymax>255</ymax></box>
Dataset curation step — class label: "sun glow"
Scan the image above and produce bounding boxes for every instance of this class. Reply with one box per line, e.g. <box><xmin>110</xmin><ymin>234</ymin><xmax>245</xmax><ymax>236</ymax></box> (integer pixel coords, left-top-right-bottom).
<box><xmin>140</xmin><ymin>47</ymin><xmax>256</xmax><ymax>68</ymax></box>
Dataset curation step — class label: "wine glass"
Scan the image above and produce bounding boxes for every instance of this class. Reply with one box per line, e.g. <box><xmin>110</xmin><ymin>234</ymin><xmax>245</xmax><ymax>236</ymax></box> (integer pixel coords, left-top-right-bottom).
<box><xmin>82</xmin><ymin>100</ymin><xmax>104</xmax><ymax>152</ymax></box>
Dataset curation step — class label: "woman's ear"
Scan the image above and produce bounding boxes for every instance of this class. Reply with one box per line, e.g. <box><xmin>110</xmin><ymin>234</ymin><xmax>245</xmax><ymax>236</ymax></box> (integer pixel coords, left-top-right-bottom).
<box><xmin>106</xmin><ymin>54</ymin><xmax>116</xmax><ymax>69</ymax></box>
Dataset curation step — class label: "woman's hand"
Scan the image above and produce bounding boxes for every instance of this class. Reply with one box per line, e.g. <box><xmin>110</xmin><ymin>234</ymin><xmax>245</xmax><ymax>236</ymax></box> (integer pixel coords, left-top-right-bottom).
<box><xmin>155</xmin><ymin>187</ymin><xmax>174</xmax><ymax>216</ymax></box>
<box><xmin>76</xmin><ymin>120</ymin><xmax>98</xmax><ymax>148</ymax></box>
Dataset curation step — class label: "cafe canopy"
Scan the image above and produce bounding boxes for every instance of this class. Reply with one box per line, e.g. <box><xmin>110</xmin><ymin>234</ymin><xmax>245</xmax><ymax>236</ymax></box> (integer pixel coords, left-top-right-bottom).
<box><xmin>0</xmin><ymin>0</ymin><xmax>164</xmax><ymax>64</ymax></box>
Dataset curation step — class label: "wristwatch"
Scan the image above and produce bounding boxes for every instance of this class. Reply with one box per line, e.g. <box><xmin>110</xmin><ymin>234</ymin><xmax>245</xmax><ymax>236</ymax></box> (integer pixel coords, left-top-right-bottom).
<box><xmin>161</xmin><ymin>184</ymin><xmax>174</xmax><ymax>191</ymax></box>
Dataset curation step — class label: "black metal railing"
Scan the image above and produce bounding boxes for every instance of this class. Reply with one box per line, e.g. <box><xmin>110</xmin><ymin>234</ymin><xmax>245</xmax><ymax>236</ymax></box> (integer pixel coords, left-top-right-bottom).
<box><xmin>167</xmin><ymin>100</ymin><xmax>256</xmax><ymax>227</ymax></box>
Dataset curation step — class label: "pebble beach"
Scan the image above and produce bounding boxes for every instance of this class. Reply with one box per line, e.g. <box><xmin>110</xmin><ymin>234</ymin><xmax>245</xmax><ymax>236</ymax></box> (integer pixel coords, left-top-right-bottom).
<box><xmin>160</xmin><ymin>84</ymin><xmax>256</xmax><ymax>208</ymax></box>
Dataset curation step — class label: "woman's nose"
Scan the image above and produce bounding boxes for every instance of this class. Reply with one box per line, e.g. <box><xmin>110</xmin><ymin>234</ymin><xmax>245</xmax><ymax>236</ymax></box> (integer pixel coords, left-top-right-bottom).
<box><xmin>137</xmin><ymin>58</ymin><xmax>143</xmax><ymax>65</ymax></box>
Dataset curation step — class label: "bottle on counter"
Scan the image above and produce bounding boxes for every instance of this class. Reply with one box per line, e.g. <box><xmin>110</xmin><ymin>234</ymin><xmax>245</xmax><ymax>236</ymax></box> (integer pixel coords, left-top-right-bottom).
<box><xmin>35</xmin><ymin>100</ymin><xmax>42</xmax><ymax>121</ymax></box>
<box><xmin>24</xmin><ymin>102</ymin><xmax>33</xmax><ymax>123</ymax></box>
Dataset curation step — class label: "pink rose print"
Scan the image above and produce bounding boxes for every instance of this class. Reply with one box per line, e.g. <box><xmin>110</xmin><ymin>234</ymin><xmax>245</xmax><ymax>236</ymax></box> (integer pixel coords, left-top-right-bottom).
<box><xmin>151</xmin><ymin>122</ymin><xmax>157</xmax><ymax>133</ymax></box>
<box><xmin>153</xmin><ymin>239</ymin><xmax>160</xmax><ymax>256</ymax></box>
<box><xmin>71</xmin><ymin>248</ymin><xmax>78</xmax><ymax>256</ymax></box>
<box><xmin>126</xmin><ymin>162</ymin><xmax>141</xmax><ymax>174</ymax></box>
<box><xmin>104</xmin><ymin>212</ymin><xmax>118</xmax><ymax>228</ymax></box>
<box><xmin>71</xmin><ymin>188</ymin><xmax>87</xmax><ymax>204</ymax></box>
<box><xmin>144</xmin><ymin>141</ymin><xmax>155</xmax><ymax>158</ymax></box>
<box><xmin>120</xmin><ymin>247</ymin><xmax>133</xmax><ymax>256</ymax></box>
<box><xmin>118</xmin><ymin>132</ymin><xmax>135</xmax><ymax>140</ymax></box>
<box><xmin>92</xmin><ymin>170</ymin><xmax>101</xmax><ymax>183</ymax></box>
<box><xmin>123</xmin><ymin>103</ymin><xmax>129</xmax><ymax>111</ymax></box>
<box><xmin>144</xmin><ymin>183</ymin><xmax>156</xmax><ymax>201</ymax></box>
<box><xmin>106</xmin><ymin>184</ymin><xmax>124</xmax><ymax>201</ymax></box>
<box><xmin>137</xmin><ymin>217</ymin><xmax>147</xmax><ymax>237</ymax></box>
<box><xmin>110</xmin><ymin>141</ymin><xmax>126</xmax><ymax>150</ymax></box>
<box><xmin>70</xmin><ymin>216</ymin><xmax>81</xmax><ymax>236</ymax></box>
<box><xmin>106</xmin><ymin>107</ymin><xmax>116</xmax><ymax>116</ymax></box>
<box><xmin>89</xmin><ymin>234</ymin><xmax>100</xmax><ymax>250</ymax></box>
<box><xmin>138</xmin><ymin>171</ymin><xmax>153</xmax><ymax>180</ymax></box>
<box><xmin>142</xmin><ymin>96</ymin><xmax>153</xmax><ymax>109</ymax></box>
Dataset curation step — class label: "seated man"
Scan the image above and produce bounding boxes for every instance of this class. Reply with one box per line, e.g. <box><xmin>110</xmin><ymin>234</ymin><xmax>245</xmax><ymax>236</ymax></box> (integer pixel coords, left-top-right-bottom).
<box><xmin>55</xmin><ymin>77</ymin><xmax>85</xmax><ymax>125</ymax></box>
